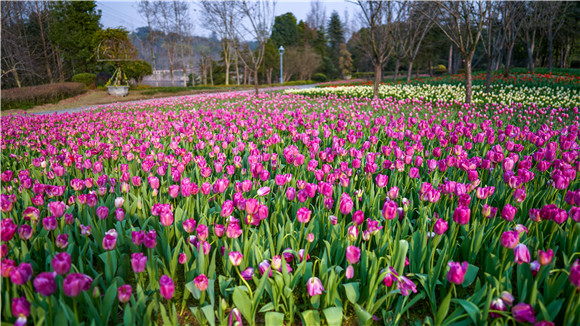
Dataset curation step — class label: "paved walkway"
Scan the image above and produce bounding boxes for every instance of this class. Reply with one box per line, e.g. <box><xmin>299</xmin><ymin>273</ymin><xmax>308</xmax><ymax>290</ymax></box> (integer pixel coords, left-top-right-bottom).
<box><xmin>30</xmin><ymin>84</ymin><xmax>316</xmax><ymax>116</ymax></box>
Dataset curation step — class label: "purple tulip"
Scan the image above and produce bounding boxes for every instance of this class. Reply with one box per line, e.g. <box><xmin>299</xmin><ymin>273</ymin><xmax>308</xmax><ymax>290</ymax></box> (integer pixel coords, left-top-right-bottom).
<box><xmin>397</xmin><ymin>275</ymin><xmax>417</xmax><ymax>296</ymax></box>
<box><xmin>352</xmin><ymin>210</ymin><xmax>365</xmax><ymax>226</ymax></box>
<box><xmin>375</xmin><ymin>174</ymin><xmax>388</xmax><ymax>188</ymax></box>
<box><xmin>306</xmin><ymin>277</ymin><xmax>324</xmax><ymax>296</ymax></box>
<box><xmin>339</xmin><ymin>193</ymin><xmax>353</xmax><ymax>215</ymax></box>
<box><xmin>512</xmin><ymin>303</ymin><xmax>536</xmax><ymax>323</ymax></box>
<box><xmin>159</xmin><ymin>274</ymin><xmax>175</xmax><ymax>300</ymax></box>
<box><xmin>56</xmin><ymin>234</ymin><xmax>69</xmax><ymax>249</ymax></box>
<box><xmin>447</xmin><ymin>261</ymin><xmax>468</xmax><ymax>284</ymax></box>
<box><xmin>346</xmin><ymin>245</ymin><xmax>361</xmax><ymax>264</ymax></box>
<box><xmin>10</xmin><ymin>263</ymin><xmax>33</xmax><ymax>285</ymax></box>
<box><xmin>433</xmin><ymin>218</ymin><xmax>448</xmax><ymax>235</ymax></box>
<box><xmin>240</xmin><ymin>267</ymin><xmax>254</xmax><ymax>280</ymax></box>
<box><xmin>296</xmin><ymin>207</ymin><xmax>312</xmax><ymax>223</ymax></box>
<box><xmin>229</xmin><ymin>251</ymin><xmax>243</xmax><ymax>266</ymax></box>
<box><xmin>194</xmin><ymin>274</ymin><xmax>209</xmax><ymax>291</ymax></box>
<box><xmin>18</xmin><ymin>224</ymin><xmax>33</xmax><ymax>240</ymax></box>
<box><xmin>52</xmin><ymin>252</ymin><xmax>71</xmax><ymax>275</ymax></box>
<box><xmin>489</xmin><ymin>298</ymin><xmax>507</xmax><ymax>318</ymax></box>
<box><xmin>345</xmin><ymin>265</ymin><xmax>354</xmax><ymax>279</ymax></box>
<box><xmin>48</xmin><ymin>201</ymin><xmax>66</xmax><ymax>218</ymax></box>
<box><xmin>229</xmin><ymin>308</ymin><xmax>243</xmax><ymax>326</ymax></box>
<box><xmin>382</xmin><ymin>200</ymin><xmax>398</xmax><ymax>220</ymax></box>
<box><xmin>570</xmin><ymin>259</ymin><xmax>580</xmax><ymax>289</ymax></box>
<box><xmin>131</xmin><ymin>252</ymin><xmax>147</xmax><ymax>273</ymax></box>
<box><xmin>34</xmin><ymin>272</ymin><xmax>57</xmax><ymax>296</ymax></box>
<box><xmin>453</xmin><ymin>206</ymin><xmax>471</xmax><ymax>225</ymax></box>
<box><xmin>144</xmin><ymin>230</ymin><xmax>157</xmax><ymax>249</ymax></box>
<box><xmin>12</xmin><ymin>297</ymin><xmax>30</xmax><ymax>325</ymax></box>
<box><xmin>102</xmin><ymin>233</ymin><xmax>117</xmax><ymax>251</ymax></box>
<box><xmin>63</xmin><ymin>273</ymin><xmax>93</xmax><ymax>297</ymax></box>
<box><xmin>118</xmin><ymin>284</ymin><xmax>132</xmax><ymax>303</ymax></box>
<box><xmin>501</xmin><ymin>204</ymin><xmax>517</xmax><ymax>222</ymax></box>
<box><xmin>537</xmin><ymin>249</ymin><xmax>553</xmax><ymax>266</ymax></box>
<box><xmin>514</xmin><ymin>243</ymin><xmax>531</xmax><ymax>265</ymax></box>
<box><xmin>96</xmin><ymin>206</ymin><xmax>109</xmax><ymax>220</ymax></box>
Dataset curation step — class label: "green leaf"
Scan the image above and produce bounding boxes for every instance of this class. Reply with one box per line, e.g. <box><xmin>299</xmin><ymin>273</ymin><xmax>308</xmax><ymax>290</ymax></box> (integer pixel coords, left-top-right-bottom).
<box><xmin>451</xmin><ymin>299</ymin><xmax>480</xmax><ymax>324</ymax></box>
<box><xmin>323</xmin><ymin>307</ymin><xmax>343</xmax><ymax>326</ymax></box>
<box><xmin>343</xmin><ymin>282</ymin><xmax>360</xmax><ymax>304</ymax></box>
<box><xmin>461</xmin><ymin>264</ymin><xmax>479</xmax><ymax>288</ymax></box>
<box><xmin>354</xmin><ymin>303</ymin><xmax>372</xmax><ymax>326</ymax></box>
<box><xmin>302</xmin><ymin>310</ymin><xmax>321</xmax><ymax>326</ymax></box>
<box><xmin>201</xmin><ymin>305</ymin><xmax>216</xmax><ymax>326</ymax></box>
<box><xmin>436</xmin><ymin>288</ymin><xmax>453</xmax><ymax>326</ymax></box>
<box><xmin>185</xmin><ymin>281</ymin><xmax>201</xmax><ymax>300</ymax></box>
<box><xmin>265</xmin><ymin>312</ymin><xmax>285</xmax><ymax>326</ymax></box>
<box><xmin>233</xmin><ymin>287</ymin><xmax>252</xmax><ymax>324</ymax></box>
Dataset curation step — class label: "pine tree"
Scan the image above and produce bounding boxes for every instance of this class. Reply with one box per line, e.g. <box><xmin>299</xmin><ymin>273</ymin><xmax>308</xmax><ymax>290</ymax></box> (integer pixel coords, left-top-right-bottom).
<box><xmin>326</xmin><ymin>11</ymin><xmax>344</xmax><ymax>79</ymax></box>
<box><xmin>49</xmin><ymin>1</ymin><xmax>102</xmax><ymax>74</ymax></box>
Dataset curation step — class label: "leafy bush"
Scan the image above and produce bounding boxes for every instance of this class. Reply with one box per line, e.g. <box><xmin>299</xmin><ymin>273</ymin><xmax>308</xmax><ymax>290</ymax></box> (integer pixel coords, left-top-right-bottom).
<box><xmin>312</xmin><ymin>73</ymin><xmax>328</xmax><ymax>83</ymax></box>
<box><xmin>124</xmin><ymin>60</ymin><xmax>153</xmax><ymax>85</ymax></box>
<box><xmin>1</xmin><ymin>82</ymin><xmax>86</xmax><ymax>111</ymax></box>
<box><xmin>433</xmin><ymin>65</ymin><xmax>447</xmax><ymax>75</ymax></box>
<box><xmin>71</xmin><ymin>73</ymin><xmax>96</xmax><ymax>88</ymax></box>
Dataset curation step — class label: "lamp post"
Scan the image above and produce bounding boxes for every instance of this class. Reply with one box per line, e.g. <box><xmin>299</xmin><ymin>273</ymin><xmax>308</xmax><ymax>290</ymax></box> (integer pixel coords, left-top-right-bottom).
<box><xmin>279</xmin><ymin>46</ymin><xmax>285</xmax><ymax>85</ymax></box>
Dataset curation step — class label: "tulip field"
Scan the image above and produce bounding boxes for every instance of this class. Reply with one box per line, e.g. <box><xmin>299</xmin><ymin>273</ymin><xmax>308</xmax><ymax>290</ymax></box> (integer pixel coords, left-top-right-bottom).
<box><xmin>1</xmin><ymin>76</ymin><xmax>580</xmax><ymax>326</ymax></box>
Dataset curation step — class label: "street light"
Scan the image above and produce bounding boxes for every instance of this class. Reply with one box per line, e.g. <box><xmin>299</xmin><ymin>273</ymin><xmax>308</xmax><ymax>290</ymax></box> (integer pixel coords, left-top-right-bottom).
<box><xmin>279</xmin><ymin>46</ymin><xmax>285</xmax><ymax>85</ymax></box>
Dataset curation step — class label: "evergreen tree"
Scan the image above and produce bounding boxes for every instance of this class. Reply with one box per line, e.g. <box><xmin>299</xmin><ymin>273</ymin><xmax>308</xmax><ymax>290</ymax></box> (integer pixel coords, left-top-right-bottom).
<box><xmin>271</xmin><ymin>13</ymin><xmax>299</xmax><ymax>47</ymax></box>
<box><xmin>326</xmin><ymin>11</ymin><xmax>344</xmax><ymax>79</ymax></box>
<box><xmin>49</xmin><ymin>1</ymin><xmax>102</xmax><ymax>74</ymax></box>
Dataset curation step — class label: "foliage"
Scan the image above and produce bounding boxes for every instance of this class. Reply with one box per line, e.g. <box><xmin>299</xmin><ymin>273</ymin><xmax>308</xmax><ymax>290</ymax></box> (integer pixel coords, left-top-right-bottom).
<box><xmin>270</xmin><ymin>13</ymin><xmax>299</xmax><ymax>47</ymax></box>
<box><xmin>124</xmin><ymin>61</ymin><xmax>153</xmax><ymax>86</ymax></box>
<box><xmin>312</xmin><ymin>73</ymin><xmax>328</xmax><ymax>82</ymax></box>
<box><xmin>49</xmin><ymin>0</ymin><xmax>102</xmax><ymax>74</ymax></box>
<box><xmin>72</xmin><ymin>73</ymin><xmax>97</xmax><ymax>88</ymax></box>
<box><xmin>1</xmin><ymin>82</ymin><xmax>85</xmax><ymax>110</ymax></box>
<box><xmin>1</xmin><ymin>82</ymin><xmax>579</xmax><ymax>326</ymax></box>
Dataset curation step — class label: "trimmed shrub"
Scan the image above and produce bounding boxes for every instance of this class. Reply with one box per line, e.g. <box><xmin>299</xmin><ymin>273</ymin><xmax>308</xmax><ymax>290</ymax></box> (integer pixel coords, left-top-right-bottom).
<box><xmin>1</xmin><ymin>82</ymin><xmax>86</xmax><ymax>111</ymax></box>
<box><xmin>434</xmin><ymin>64</ymin><xmax>447</xmax><ymax>75</ymax></box>
<box><xmin>312</xmin><ymin>73</ymin><xmax>328</xmax><ymax>83</ymax></box>
<box><xmin>124</xmin><ymin>60</ymin><xmax>153</xmax><ymax>86</ymax></box>
<box><xmin>72</xmin><ymin>73</ymin><xmax>97</xmax><ymax>88</ymax></box>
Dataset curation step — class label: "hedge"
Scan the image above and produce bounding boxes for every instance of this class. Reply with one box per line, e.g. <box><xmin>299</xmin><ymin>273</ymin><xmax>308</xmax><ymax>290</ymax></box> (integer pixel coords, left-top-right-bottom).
<box><xmin>1</xmin><ymin>82</ymin><xmax>86</xmax><ymax>111</ymax></box>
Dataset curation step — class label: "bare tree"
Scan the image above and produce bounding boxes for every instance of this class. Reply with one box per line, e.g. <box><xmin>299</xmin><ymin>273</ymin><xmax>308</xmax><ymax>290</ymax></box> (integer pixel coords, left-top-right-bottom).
<box><xmin>138</xmin><ymin>0</ymin><xmax>159</xmax><ymax>86</ymax></box>
<box><xmin>519</xmin><ymin>2</ymin><xmax>541</xmax><ymax>71</ymax></box>
<box><xmin>306</xmin><ymin>0</ymin><xmax>326</xmax><ymax>29</ymax></box>
<box><xmin>482</xmin><ymin>2</ymin><xmax>502</xmax><ymax>93</ymax></box>
<box><xmin>540</xmin><ymin>1</ymin><xmax>571</xmax><ymax>72</ymax></box>
<box><xmin>152</xmin><ymin>0</ymin><xmax>178</xmax><ymax>86</ymax></box>
<box><xmin>425</xmin><ymin>1</ymin><xmax>491</xmax><ymax>104</ymax></box>
<box><xmin>282</xmin><ymin>46</ymin><xmax>322</xmax><ymax>81</ymax></box>
<box><xmin>354</xmin><ymin>0</ymin><xmax>399</xmax><ymax>97</ymax></box>
<box><xmin>172</xmin><ymin>0</ymin><xmax>190</xmax><ymax>87</ymax></box>
<box><xmin>402</xmin><ymin>2</ymin><xmax>433</xmax><ymax>84</ymax></box>
<box><xmin>200</xmin><ymin>1</ymin><xmax>239</xmax><ymax>86</ymax></box>
<box><xmin>232</xmin><ymin>0</ymin><xmax>276</xmax><ymax>94</ymax></box>
<box><xmin>499</xmin><ymin>2</ymin><xmax>525</xmax><ymax>77</ymax></box>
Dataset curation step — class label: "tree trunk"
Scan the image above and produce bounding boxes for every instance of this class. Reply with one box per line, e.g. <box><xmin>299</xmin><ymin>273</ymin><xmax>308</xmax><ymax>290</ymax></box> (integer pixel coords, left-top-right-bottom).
<box><xmin>168</xmin><ymin>49</ymin><xmax>175</xmax><ymax>86</ymax></box>
<box><xmin>393</xmin><ymin>57</ymin><xmax>400</xmax><ymax>82</ymax></box>
<box><xmin>35</xmin><ymin>2</ymin><xmax>53</xmax><ymax>84</ymax></box>
<box><xmin>465</xmin><ymin>57</ymin><xmax>473</xmax><ymax>104</ymax></box>
<box><xmin>503</xmin><ymin>43</ymin><xmax>514</xmax><ymax>77</ymax></box>
<box><xmin>209</xmin><ymin>59</ymin><xmax>214</xmax><ymax>86</ymax></box>
<box><xmin>253</xmin><ymin>68</ymin><xmax>259</xmax><ymax>95</ymax></box>
<box><xmin>235</xmin><ymin>54</ymin><xmax>240</xmax><ymax>85</ymax></box>
<box><xmin>452</xmin><ymin>46</ymin><xmax>460</xmax><ymax>74</ymax></box>
<box><xmin>448</xmin><ymin>45</ymin><xmax>453</xmax><ymax>74</ymax></box>
<box><xmin>485</xmin><ymin>50</ymin><xmax>493</xmax><ymax>93</ymax></box>
<box><xmin>406</xmin><ymin>61</ymin><xmax>413</xmax><ymax>85</ymax></box>
<box><xmin>428</xmin><ymin>60</ymin><xmax>433</xmax><ymax>77</ymax></box>
<box><xmin>12</xmin><ymin>67</ymin><xmax>22</xmax><ymax>88</ymax></box>
<box><xmin>373</xmin><ymin>63</ymin><xmax>381</xmax><ymax>98</ymax></box>
<box><xmin>267</xmin><ymin>68</ymin><xmax>272</xmax><ymax>85</ymax></box>
<box><xmin>548</xmin><ymin>35</ymin><xmax>554</xmax><ymax>72</ymax></box>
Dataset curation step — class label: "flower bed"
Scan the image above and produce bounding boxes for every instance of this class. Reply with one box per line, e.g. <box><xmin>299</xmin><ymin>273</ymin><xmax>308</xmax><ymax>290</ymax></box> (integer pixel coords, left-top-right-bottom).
<box><xmin>1</xmin><ymin>92</ymin><xmax>579</xmax><ymax>325</ymax></box>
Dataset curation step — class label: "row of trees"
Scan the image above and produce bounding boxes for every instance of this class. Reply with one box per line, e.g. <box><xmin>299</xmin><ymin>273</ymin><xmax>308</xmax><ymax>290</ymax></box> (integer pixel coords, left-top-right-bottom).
<box><xmin>1</xmin><ymin>1</ymin><xmax>102</xmax><ymax>88</ymax></box>
<box><xmin>351</xmin><ymin>0</ymin><xmax>579</xmax><ymax>101</ymax></box>
<box><xmin>3</xmin><ymin>0</ymin><xmax>578</xmax><ymax>98</ymax></box>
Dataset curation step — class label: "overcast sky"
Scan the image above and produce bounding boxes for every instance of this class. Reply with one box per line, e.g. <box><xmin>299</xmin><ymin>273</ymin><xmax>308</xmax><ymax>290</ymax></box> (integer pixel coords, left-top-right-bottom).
<box><xmin>97</xmin><ymin>0</ymin><xmax>359</xmax><ymax>37</ymax></box>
